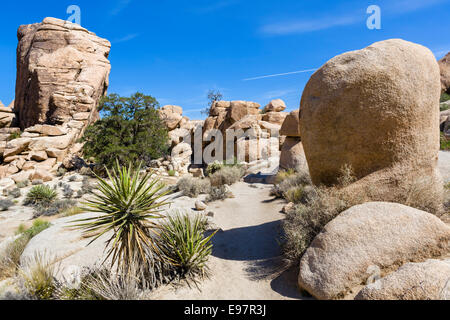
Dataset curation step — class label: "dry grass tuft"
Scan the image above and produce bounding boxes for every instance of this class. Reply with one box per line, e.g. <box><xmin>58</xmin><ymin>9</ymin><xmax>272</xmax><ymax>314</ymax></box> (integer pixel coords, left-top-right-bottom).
<box><xmin>176</xmin><ymin>176</ymin><xmax>211</xmax><ymax>198</ymax></box>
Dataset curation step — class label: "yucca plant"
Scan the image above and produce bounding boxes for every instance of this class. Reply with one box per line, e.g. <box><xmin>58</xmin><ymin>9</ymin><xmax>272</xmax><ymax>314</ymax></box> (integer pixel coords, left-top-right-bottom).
<box><xmin>72</xmin><ymin>161</ymin><xmax>172</xmax><ymax>273</ymax></box>
<box><xmin>24</xmin><ymin>185</ymin><xmax>58</xmax><ymax>207</ymax></box>
<box><xmin>159</xmin><ymin>212</ymin><xmax>217</xmax><ymax>278</ymax></box>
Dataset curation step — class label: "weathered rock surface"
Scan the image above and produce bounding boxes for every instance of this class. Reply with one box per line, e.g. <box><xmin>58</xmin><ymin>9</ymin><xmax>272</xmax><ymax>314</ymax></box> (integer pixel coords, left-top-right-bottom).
<box><xmin>280</xmin><ymin>110</ymin><xmax>300</xmax><ymax>137</ymax></box>
<box><xmin>0</xmin><ymin>17</ymin><xmax>111</xmax><ymax>181</ymax></box>
<box><xmin>279</xmin><ymin>137</ymin><xmax>308</xmax><ymax>170</ymax></box>
<box><xmin>20</xmin><ymin>213</ymin><xmax>112</xmax><ymax>284</ymax></box>
<box><xmin>15</xmin><ymin>17</ymin><xmax>110</xmax><ymax>129</ymax></box>
<box><xmin>159</xmin><ymin>105</ymin><xmax>183</xmax><ymax>130</ymax></box>
<box><xmin>300</xmin><ymin>39</ymin><xmax>443</xmax><ymax>207</ymax></box>
<box><xmin>439</xmin><ymin>52</ymin><xmax>450</xmax><ymax>93</ymax></box>
<box><xmin>264</xmin><ymin>99</ymin><xmax>286</xmax><ymax>112</ymax></box>
<box><xmin>355</xmin><ymin>259</ymin><xmax>450</xmax><ymax>300</ymax></box>
<box><xmin>298</xmin><ymin>202</ymin><xmax>450</xmax><ymax>300</ymax></box>
<box><xmin>262</xmin><ymin>112</ymin><xmax>288</xmax><ymax>126</ymax></box>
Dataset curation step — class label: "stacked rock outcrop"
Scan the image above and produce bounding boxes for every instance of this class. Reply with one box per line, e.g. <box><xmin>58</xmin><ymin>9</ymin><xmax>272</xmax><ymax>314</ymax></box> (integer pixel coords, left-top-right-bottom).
<box><xmin>0</xmin><ymin>18</ymin><xmax>111</xmax><ymax>187</ymax></box>
<box><xmin>279</xmin><ymin>110</ymin><xmax>307</xmax><ymax>170</ymax></box>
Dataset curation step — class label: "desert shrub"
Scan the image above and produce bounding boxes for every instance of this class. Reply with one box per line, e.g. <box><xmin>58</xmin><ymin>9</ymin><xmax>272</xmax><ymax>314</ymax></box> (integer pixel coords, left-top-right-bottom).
<box><xmin>441</xmin><ymin>133</ymin><xmax>450</xmax><ymax>151</ymax></box>
<box><xmin>61</xmin><ymin>184</ymin><xmax>74</xmax><ymax>199</ymax></box>
<box><xmin>209</xmin><ymin>166</ymin><xmax>245</xmax><ymax>187</ymax></box>
<box><xmin>24</xmin><ymin>185</ymin><xmax>58</xmax><ymax>207</ymax></box>
<box><xmin>281</xmin><ymin>187</ymin><xmax>349</xmax><ymax>265</ymax></box>
<box><xmin>72</xmin><ymin>161</ymin><xmax>171</xmax><ymax>278</ymax></box>
<box><xmin>176</xmin><ymin>176</ymin><xmax>211</xmax><ymax>198</ymax></box>
<box><xmin>206</xmin><ymin>158</ymin><xmax>242</xmax><ymax>177</ymax></box>
<box><xmin>79</xmin><ymin>166</ymin><xmax>95</xmax><ymax>177</ymax></box>
<box><xmin>336</xmin><ymin>164</ymin><xmax>357</xmax><ymax>187</ymax></box>
<box><xmin>280</xmin><ymin>165</ymin><xmax>363</xmax><ymax>265</ymax></box>
<box><xmin>271</xmin><ymin>169</ymin><xmax>312</xmax><ymax>199</ymax></box>
<box><xmin>0</xmin><ymin>199</ymin><xmax>14</xmax><ymax>211</ymax></box>
<box><xmin>441</xmin><ymin>92</ymin><xmax>450</xmax><ymax>103</ymax></box>
<box><xmin>16</xmin><ymin>180</ymin><xmax>30</xmax><ymax>189</ymax></box>
<box><xmin>32</xmin><ymin>180</ymin><xmax>43</xmax><ymax>186</ymax></box>
<box><xmin>7</xmin><ymin>131</ymin><xmax>21</xmax><ymax>141</ymax></box>
<box><xmin>61</xmin><ymin>206</ymin><xmax>84</xmax><ymax>217</ymax></box>
<box><xmin>205</xmin><ymin>161</ymin><xmax>224</xmax><ymax>176</ymax></box>
<box><xmin>18</xmin><ymin>252</ymin><xmax>58</xmax><ymax>300</ymax></box>
<box><xmin>55</xmin><ymin>167</ymin><xmax>67</xmax><ymax>177</ymax></box>
<box><xmin>274</xmin><ymin>169</ymin><xmax>296</xmax><ymax>184</ymax></box>
<box><xmin>8</xmin><ymin>188</ymin><xmax>21</xmax><ymax>199</ymax></box>
<box><xmin>205</xmin><ymin>185</ymin><xmax>231</xmax><ymax>203</ymax></box>
<box><xmin>0</xmin><ymin>220</ymin><xmax>50</xmax><ymax>279</ymax></box>
<box><xmin>284</xmin><ymin>186</ymin><xmax>305</xmax><ymax>204</ymax></box>
<box><xmin>159</xmin><ymin>212</ymin><xmax>216</xmax><ymax>278</ymax></box>
<box><xmin>56</xmin><ymin>263</ymin><xmax>155</xmax><ymax>300</ymax></box>
<box><xmin>68</xmin><ymin>175</ymin><xmax>78</xmax><ymax>182</ymax></box>
<box><xmin>404</xmin><ymin>177</ymin><xmax>445</xmax><ymax>216</ymax></box>
<box><xmin>33</xmin><ymin>199</ymin><xmax>77</xmax><ymax>218</ymax></box>
<box><xmin>81</xmin><ymin>93</ymin><xmax>169</xmax><ymax>169</ymax></box>
<box><xmin>168</xmin><ymin>170</ymin><xmax>176</xmax><ymax>177</ymax></box>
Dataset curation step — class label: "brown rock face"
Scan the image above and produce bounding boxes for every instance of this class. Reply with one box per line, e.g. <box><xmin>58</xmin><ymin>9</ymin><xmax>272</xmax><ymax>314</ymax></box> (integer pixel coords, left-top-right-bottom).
<box><xmin>0</xmin><ymin>18</ymin><xmax>111</xmax><ymax>181</ymax></box>
<box><xmin>280</xmin><ymin>110</ymin><xmax>300</xmax><ymax>137</ymax></box>
<box><xmin>279</xmin><ymin>137</ymin><xmax>308</xmax><ymax>170</ymax></box>
<box><xmin>15</xmin><ymin>17</ymin><xmax>110</xmax><ymax>129</ymax></box>
<box><xmin>439</xmin><ymin>52</ymin><xmax>450</xmax><ymax>93</ymax></box>
<box><xmin>300</xmin><ymin>39</ymin><xmax>442</xmax><ymax>206</ymax></box>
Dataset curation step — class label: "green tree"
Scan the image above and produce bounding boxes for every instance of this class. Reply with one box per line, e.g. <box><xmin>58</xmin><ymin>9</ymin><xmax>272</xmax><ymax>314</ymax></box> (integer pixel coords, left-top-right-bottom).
<box><xmin>201</xmin><ymin>89</ymin><xmax>223</xmax><ymax>116</ymax></box>
<box><xmin>82</xmin><ymin>93</ymin><xmax>169</xmax><ymax>169</ymax></box>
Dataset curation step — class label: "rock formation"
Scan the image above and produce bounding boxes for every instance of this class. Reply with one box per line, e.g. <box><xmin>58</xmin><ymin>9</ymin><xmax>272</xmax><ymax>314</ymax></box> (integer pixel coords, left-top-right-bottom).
<box><xmin>355</xmin><ymin>259</ymin><xmax>450</xmax><ymax>300</ymax></box>
<box><xmin>439</xmin><ymin>52</ymin><xmax>450</xmax><ymax>93</ymax></box>
<box><xmin>298</xmin><ymin>202</ymin><xmax>450</xmax><ymax>300</ymax></box>
<box><xmin>0</xmin><ymin>17</ymin><xmax>111</xmax><ymax>185</ymax></box>
<box><xmin>299</xmin><ymin>39</ymin><xmax>443</xmax><ymax>209</ymax></box>
<box><xmin>279</xmin><ymin>110</ymin><xmax>307</xmax><ymax>170</ymax></box>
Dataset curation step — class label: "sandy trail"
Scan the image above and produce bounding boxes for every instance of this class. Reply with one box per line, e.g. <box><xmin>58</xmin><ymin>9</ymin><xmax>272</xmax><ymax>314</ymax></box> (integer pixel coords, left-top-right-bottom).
<box><xmin>150</xmin><ymin>182</ymin><xmax>303</xmax><ymax>300</ymax></box>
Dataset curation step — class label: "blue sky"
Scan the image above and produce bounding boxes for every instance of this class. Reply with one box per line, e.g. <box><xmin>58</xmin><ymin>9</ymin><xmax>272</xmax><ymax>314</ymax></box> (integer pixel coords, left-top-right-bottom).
<box><xmin>0</xmin><ymin>0</ymin><xmax>449</xmax><ymax>119</ymax></box>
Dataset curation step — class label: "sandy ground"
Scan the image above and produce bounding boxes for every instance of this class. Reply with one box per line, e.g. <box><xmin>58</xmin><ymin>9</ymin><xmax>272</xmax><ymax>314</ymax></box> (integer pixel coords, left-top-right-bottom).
<box><xmin>150</xmin><ymin>182</ymin><xmax>304</xmax><ymax>300</ymax></box>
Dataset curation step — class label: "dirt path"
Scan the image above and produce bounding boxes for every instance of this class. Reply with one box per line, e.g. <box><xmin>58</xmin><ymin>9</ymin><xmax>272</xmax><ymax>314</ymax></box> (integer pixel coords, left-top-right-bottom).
<box><xmin>150</xmin><ymin>182</ymin><xmax>303</xmax><ymax>300</ymax></box>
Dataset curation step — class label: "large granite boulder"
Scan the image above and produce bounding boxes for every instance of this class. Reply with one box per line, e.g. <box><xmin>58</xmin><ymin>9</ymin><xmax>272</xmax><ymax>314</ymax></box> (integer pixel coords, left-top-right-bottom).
<box><xmin>298</xmin><ymin>202</ymin><xmax>450</xmax><ymax>300</ymax></box>
<box><xmin>299</xmin><ymin>39</ymin><xmax>443</xmax><ymax>209</ymax></box>
<box><xmin>15</xmin><ymin>17</ymin><xmax>110</xmax><ymax>129</ymax></box>
<box><xmin>0</xmin><ymin>18</ymin><xmax>111</xmax><ymax>180</ymax></box>
<box><xmin>355</xmin><ymin>259</ymin><xmax>450</xmax><ymax>300</ymax></box>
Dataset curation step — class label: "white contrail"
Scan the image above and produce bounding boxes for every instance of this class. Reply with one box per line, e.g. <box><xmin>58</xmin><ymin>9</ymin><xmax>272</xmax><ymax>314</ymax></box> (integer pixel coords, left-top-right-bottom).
<box><xmin>242</xmin><ymin>68</ymin><xmax>317</xmax><ymax>81</ymax></box>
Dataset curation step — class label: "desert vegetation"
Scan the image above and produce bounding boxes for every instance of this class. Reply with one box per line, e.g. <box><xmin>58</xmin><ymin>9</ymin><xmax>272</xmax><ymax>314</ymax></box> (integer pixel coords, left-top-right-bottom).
<box><xmin>82</xmin><ymin>93</ymin><xmax>170</xmax><ymax>169</ymax></box>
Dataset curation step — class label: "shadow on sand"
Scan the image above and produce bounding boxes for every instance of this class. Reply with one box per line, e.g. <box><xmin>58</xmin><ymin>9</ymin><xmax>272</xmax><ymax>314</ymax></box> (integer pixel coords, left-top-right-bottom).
<box><xmin>209</xmin><ymin>220</ymin><xmax>305</xmax><ymax>299</ymax></box>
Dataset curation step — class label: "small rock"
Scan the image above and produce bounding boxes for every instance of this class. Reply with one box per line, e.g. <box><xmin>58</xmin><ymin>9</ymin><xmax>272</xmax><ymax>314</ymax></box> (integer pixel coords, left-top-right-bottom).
<box><xmin>282</xmin><ymin>202</ymin><xmax>295</xmax><ymax>214</ymax></box>
<box><xmin>207</xmin><ymin>211</ymin><xmax>215</xmax><ymax>218</ymax></box>
<box><xmin>195</xmin><ymin>200</ymin><xmax>207</xmax><ymax>211</ymax></box>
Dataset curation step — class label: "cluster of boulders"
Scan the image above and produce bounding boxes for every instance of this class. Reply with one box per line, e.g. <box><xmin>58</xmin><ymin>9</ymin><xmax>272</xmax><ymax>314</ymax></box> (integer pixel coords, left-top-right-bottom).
<box><xmin>0</xmin><ymin>101</ymin><xmax>16</xmax><ymax>129</ymax></box>
<box><xmin>439</xmin><ymin>53</ymin><xmax>450</xmax><ymax>139</ymax></box>
<box><xmin>0</xmin><ymin>18</ymin><xmax>111</xmax><ymax>191</ymax></box>
<box><xmin>439</xmin><ymin>52</ymin><xmax>450</xmax><ymax>94</ymax></box>
<box><xmin>156</xmin><ymin>99</ymin><xmax>292</xmax><ymax>176</ymax></box>
<box><xmin>155</xmin><ymin>105</ymin><xmax>203</xmax><ymax>175</ymax></box>
<box><xmin>203</xmin><ymin>99</ymin><xmax>286</xmax><ymax>162</ymax></box>
<box><xmin>297</xmin><ymin>39</ymin><xmax>449</xmax><ymax>300</ymax></box>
